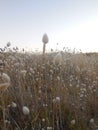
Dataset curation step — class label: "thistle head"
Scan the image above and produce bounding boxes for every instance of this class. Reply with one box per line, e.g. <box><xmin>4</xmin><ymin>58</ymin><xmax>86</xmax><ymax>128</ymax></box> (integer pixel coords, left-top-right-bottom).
<box><xmin>0</xmin><ymin>73</ymin><xmax>10</xmax><ymax>91</ymax></box>
<box><xmin>22</xmin><ymin>106</ymin><xmax>30</xmax><ymax>115</ymax></box>
<box><xmin>42</xmin><ymin>33</ymin><xmax>49</xmax><ymax>44</ymax></box>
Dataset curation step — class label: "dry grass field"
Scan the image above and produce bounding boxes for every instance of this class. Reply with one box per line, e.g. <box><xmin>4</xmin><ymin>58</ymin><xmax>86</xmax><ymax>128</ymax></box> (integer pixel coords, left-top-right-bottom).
<box><xmin>0</xmin><ymin>46</ymin><xmax>98</xmax><ymax>130</ymax></box>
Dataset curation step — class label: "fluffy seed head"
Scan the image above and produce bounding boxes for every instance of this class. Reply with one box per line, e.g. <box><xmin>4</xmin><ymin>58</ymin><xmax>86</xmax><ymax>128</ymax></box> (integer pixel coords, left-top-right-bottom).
<box><xmin>23</xmin><ymin>106</ymin><xmax>30</xmax><ymax>115</ymax></box>
<box><xmin>56</xmin><ymin>97</ymin><xmax>60</xmax><ymax>102</ymax></box>
<box><xmin>89</xmin><ymin>118</ymin><xmax>94</xmax><ymax>123</ymax></box>
<box><xmin>0</xmin><ymin>73</ymin><xmax>10</xmax><ymax>83</ymax></box>
<box><xmin>11</xmin><ymin>102</ymin><xmax>17</xmax><ymax>108</ymax></box>
<box><xmin>0</xmin><ymin>73</ymin><xmax>10</xmax><ymax>91</ymax></box>
<box><xmin>71</xmin><ymin>119</ymin><xmax>75</xmax><ymax>125</ymax></box>
<box><xmin>47</xmin><ymin>126</ymin><xmax>53</xmax><ymax>130</ymax></box>
<box><xmin>42</xmin><ymin>33</ymin><xmax>49</xmax><ymax>44</ymax></box>
<box><xmin>53</xmin><ymin>52</ymin><xmax>63</xmax><ymax>65</ymax></box>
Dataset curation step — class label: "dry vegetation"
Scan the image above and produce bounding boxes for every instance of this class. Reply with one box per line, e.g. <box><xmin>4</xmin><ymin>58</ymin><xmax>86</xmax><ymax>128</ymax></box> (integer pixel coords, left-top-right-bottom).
<box><xmin>0</xmin><ymin>45</ymin><xmax>98</xmax><ymax>130</ymax></box>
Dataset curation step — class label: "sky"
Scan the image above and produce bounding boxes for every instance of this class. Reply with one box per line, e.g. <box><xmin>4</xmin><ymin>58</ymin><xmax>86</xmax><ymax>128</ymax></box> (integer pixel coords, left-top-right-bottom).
<box><xmin>0</xmin><ymin>0</ymin><xmax>98</xmax><ymax>52</ymax></box>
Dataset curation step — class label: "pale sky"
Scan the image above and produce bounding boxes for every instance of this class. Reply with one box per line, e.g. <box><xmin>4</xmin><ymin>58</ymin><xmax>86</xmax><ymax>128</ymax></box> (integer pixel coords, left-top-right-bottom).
<box><xmin>0</xmin><ymin>0</ymin><xmax>98</xmax><ymax>52</ymax></box>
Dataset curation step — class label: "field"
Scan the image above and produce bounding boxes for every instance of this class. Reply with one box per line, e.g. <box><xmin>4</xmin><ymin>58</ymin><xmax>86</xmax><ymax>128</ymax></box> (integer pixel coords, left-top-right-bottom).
<box><xmin>0</xmin><ymin>47</ymin><xmax>98</xmax><ymax>130</ymax></box>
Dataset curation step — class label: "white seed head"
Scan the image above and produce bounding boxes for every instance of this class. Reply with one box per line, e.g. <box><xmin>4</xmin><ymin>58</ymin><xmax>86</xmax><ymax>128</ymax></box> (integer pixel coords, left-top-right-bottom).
<box><xmin>30</xmin><ymin>68</ymin><xmax>35</xmax><ymax>74</ymax></box>
<box><xmin>43</xmin><ymin>103</ymin><xmax>48</xmax><ymax>107</ymax></box>
<box><xmin>50</xmin><ymin>69</ymin><xmax>53</xmax><ymax>74</ymax></box>
<box><xmin>53</xmin><ymin>98</ymin><xmax>56</xmax><ymax>103</ymax></box>
<box><xmin>0</xmin><ymin>73</ymin><xmax>10</xmax><ymax>91</ymax></box>
<box><xmin>11</xmin><ymin>102</ymin><xmax>17</xmax><ymax>108</ymax></box>
<box><xmin>47</xmin><ymin>126</ymin><xmax>53</xmax><ymax>130</ymax></box>
<box><xmin>71</xmin><ymin>119</ymin><xmax>75</xmax><ymax>125</ymax></box>
<box><xmin>53</xmin><ymin>52</ymin><xmax>63</xmax><ymax>65</ymax></box>
<box><xmin>56</xmin><ymin>97</ymin><xmax>60</xmax><ymax>102</ymax></box>
<box><xmin>42</xmin><ymin>33</ymin><xmax>49</xmax><ymax>44</ymax></box>
<box><xmin>80</xmin><ymin>93</ymin><xmax>84</xmax><ymax>97</ymax></box>
<box><xmin>89</xmin><ymin>118</ymin><xmax>94</xmax><ymax>123</ymax></box>
<box><xmin>23</xmin><ymin>106</ymin><xmax>30</xmax><ymax>115</ymax></box>
<box><xmin>0</xmin><ymin>73</ymin><xmax>10</xmax><ymax>83</ymax></box>
<box><xmin>57</xmin><ymin>76</ymin><xmax>60</xmax><ymax>81</ymax></box>
<box><xmin>42</xmin><ymin>118</ymin><xmax>45</xmax><ymax>122</ymax></box>
<box><xmin>5</xmin><ymin>119</ymin><xmax>11</xmax><ymax>124</ymax></box>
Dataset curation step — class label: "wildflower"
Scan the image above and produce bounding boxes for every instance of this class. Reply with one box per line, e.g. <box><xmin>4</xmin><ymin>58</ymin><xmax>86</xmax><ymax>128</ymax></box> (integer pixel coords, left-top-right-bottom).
<box><xmin>11</xmin><ymin>102</ymin><xmax>17</xmax><ymax>108</ymax></box>
<box><xmin>93</xmin><ymin>89</ymin><xmax>96</xmax><ymax>92</ymax></box>
<box><xmin>42</xmin><ymin>33</ymin><xmax>49</xmax><ymax>44</ymax></box>
<box><xmin>80</xmin><ymin>94</ymin><xmax>84</xmax><ymax>98</ymax></box>
<box><xmin>53</xmin><ymin>98</ymin><xmax>56</xmax><ymax>103</ymax></box>
<box><xmin>57</xmin><ymin>76</ymin><xmax>60</xmax><ymax>81</ymax></box>
<box><xmin>43</xmin><ymin>103</ymin><xmax>48</xmax><ymax>107</ymax></box>
<box><xmin>53</xmin><ymin>52</ymin><xmax>63</xmax><ymax>65</ymax></box>
<box><xmin>50</xmin><ymin>69</ymin><xmax>53</xmax><ymax>74</ymax></box>
<box><xmin>0</xmin><ymin>73</ymin><xmax>10</xmax><ymax>91</ymax></box>
<box><xmin>23</xmin><ymin>106</ymin><xmax>30</xmax><ymax>115</ymax></box>
<box><xmin>71</xmin><ymin>119</ymin><xmax>75</xmax><ymax>125</ymax></box>
<box><xmin>0</xmin><ymin>73</ymin><xmax>10</xmax><ymax>83</ymax></box>
<box><xmin>47</xmin><ymin>126</ymin><xmax>53</xmax><ymax>130</ymax></box>
<box><xmin>5</xmin><ymin>119</ymin><xmax>11</xmax><ymax>124</ymax></box>
<box><xmin>53</xmin><ymin>97</ymin><xmax>61</xmax><ymax>103</ymax></box>
<box><xmin>56</xmin><ymin>97</ymin><xmax>60</xmax><ymax>102</ymax></box>
<box><xmin>89</xmin><ymin>118</ymin><xmax>94</xmax><ymax>123</ymax></box>
<box><xmin>42</xmin><ymin>118</ymin><xmax>45</xmax><ymax>122</ymax></box>
<box><xmin>42</xmin><ymin>33</ymin><xmax>49</xmax><ymax>58</ymax></box>
<box><xmin>69</xmin><ymin>83</ymin><xmax>72</xmax><ymax>87</ymax></box>
<box><xmin>30</xmin><ymin>68</ymin><xmax>35</xmax><ymax>74</ymax></box>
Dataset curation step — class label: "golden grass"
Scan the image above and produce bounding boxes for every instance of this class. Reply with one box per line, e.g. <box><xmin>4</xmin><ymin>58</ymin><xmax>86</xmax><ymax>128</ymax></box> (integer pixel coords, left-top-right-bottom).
<box><xmin>0</xmin><ymin>50</ymin><xmax>98</xmax><ymax>129</ymax></box>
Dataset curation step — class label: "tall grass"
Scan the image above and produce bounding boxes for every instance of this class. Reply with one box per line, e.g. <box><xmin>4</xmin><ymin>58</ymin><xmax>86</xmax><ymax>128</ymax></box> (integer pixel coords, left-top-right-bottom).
<box><xmin>0</xmin><ymin>48</ymin><xmax>98</xmax><ymax>130</ymax></box>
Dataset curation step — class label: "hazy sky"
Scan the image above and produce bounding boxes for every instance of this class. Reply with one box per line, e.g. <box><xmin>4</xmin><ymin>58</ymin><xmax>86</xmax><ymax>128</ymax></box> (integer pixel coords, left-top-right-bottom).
<box><xmin>0</xmin><ymin>0</ymin><xmax>98</xmax><ymax>52</ymax></box>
